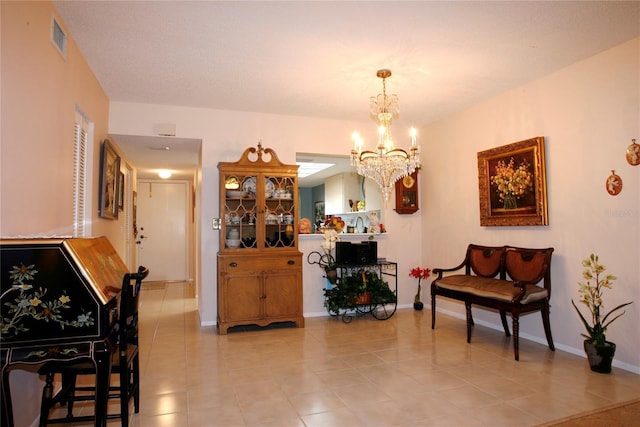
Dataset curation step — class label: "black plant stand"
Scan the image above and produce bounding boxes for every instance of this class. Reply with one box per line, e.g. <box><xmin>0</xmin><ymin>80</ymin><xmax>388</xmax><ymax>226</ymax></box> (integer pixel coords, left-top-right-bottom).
<box><xmin>324</xmin><ymin>261</ymin><xmax>397</xmax><ymax>323</ymax></box>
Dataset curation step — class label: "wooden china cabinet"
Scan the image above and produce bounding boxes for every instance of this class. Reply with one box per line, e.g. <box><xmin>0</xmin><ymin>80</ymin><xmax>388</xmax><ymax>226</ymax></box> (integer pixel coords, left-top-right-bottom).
<box><xmin>216</xmin><ymin>143</ymin><xmax>304</xmax><ymax>334</ymax></box>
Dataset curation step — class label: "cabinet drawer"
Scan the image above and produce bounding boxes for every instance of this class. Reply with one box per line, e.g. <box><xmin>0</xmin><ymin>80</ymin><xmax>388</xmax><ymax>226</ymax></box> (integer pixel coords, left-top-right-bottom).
<box><xmin>219</xmin><ymin>254</ymin><xmax>301</xmax><ymax>273</ymax></box>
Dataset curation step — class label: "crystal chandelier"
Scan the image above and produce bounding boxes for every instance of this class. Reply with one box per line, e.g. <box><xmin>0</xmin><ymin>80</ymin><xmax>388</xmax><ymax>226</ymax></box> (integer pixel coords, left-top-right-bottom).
<box><xmin>350</xmin><ymin>69</ymin><xmax>420</xmax><ymax>202</ymax></box>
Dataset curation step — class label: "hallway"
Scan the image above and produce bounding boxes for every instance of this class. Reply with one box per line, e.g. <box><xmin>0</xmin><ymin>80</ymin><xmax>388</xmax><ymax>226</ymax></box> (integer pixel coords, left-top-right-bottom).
<box><xmin>48</xmin><ymin>282</ymin><xmax>640</xmax><ymax>426</ymax></box>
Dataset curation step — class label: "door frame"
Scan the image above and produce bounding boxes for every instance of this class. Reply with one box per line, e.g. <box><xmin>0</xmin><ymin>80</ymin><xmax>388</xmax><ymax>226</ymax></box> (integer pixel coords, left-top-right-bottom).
<box><xmin>137</xmin><ymin>179</ymin><xmax>193</xmax><ymax>282</ymax></box>
<box><xmin>124</xmin><ymin>163</ymin><xmax>135</xmax><ymax>269</ymax></box>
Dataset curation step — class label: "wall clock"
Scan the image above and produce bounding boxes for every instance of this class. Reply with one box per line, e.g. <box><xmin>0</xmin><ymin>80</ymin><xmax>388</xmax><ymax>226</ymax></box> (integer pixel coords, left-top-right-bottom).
<box><xmin>394</xmin><ymin>170</ymin><xmax>419</xmax><ymax>214</ymax></box>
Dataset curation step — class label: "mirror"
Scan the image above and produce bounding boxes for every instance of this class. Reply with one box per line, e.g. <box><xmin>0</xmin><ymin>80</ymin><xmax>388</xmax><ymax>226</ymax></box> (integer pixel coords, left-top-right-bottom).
<box><xmin>296</xmin><ymin>153</ymin><xmax>383</xmax><ymax>233</ymax></box>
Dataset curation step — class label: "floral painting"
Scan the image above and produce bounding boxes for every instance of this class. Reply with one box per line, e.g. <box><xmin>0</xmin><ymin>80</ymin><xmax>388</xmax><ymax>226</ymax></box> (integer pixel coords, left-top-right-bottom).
<box><xmin>489</xmin><ymin>156</ymin><xmax>534</xmax><ymax>211</ymax></box>
<box><xmin>478</xmin><ymin>137</ymin><xmax>548</xmax><ymax>226</ymax></box>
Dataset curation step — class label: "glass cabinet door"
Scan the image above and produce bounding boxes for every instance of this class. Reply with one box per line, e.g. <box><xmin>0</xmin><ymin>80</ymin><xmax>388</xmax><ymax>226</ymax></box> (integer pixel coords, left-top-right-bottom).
<box><xmin>222</xmin><ymin>173</ymin><xmax>297</xmax><ymax>251</ymax></box>
<box><xmin>264</xmin><ymin>175</ymin><xmax>296</xmax><ymax>249</ymax></box>
<box><xmin>222</xmin><ymin>174</ymin><xmax>258</xmax><ymax>250</ymax></box>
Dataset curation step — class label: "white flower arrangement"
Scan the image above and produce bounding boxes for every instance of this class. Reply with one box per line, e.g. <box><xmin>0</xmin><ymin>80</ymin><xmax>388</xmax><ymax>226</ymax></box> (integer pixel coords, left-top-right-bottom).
<box><xmin>307</xmin><ymin>229</ymin><xmax>341</xmax><ymax>275</ymax></box>
<box><xmin>320</xmin><ymin>229</ymin><xmax>340</xmax><ymax>258</ymax></box>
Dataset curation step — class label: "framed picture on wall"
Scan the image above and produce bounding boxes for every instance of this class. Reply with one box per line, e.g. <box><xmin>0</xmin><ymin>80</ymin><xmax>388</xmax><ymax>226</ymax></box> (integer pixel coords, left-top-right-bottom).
<box><xmin>314</xmin><ymin>201</ymin><xmax>325</xmax><ymax>230</ymax></box>
<box><xmin>99</xmin><ymin>139</ymin><xmax>120</xmax><ymax>219</ymax></box>
<box><xmin>118</xmin><ymin>171</ymin><xmax>125</xmax><ymax>210</ymax></box>
<box><xmin>477</xmin><ymin>136</ymin><xmax>548</xmax><ymax>226</ymax></box>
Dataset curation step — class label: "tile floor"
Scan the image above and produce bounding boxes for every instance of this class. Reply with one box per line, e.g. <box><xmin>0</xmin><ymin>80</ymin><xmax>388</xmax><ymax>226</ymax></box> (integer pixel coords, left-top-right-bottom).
<box><xmin>45</xmin><ymin>281</ymin><xmax>640</xmax><ymax>426</ymax></box>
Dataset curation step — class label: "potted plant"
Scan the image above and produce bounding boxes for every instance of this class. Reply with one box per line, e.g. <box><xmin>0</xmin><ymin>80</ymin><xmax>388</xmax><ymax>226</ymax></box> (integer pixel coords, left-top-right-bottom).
<box><xmin>358</xmin><ymin>269</ymin><xmax>396</xmax><ymax>306</ymax></box>
<box><xmin>323</xmin><ymin>269</ymin><xmax>396</xmax><ymax>316</ymax></box>
<box><xmin>571</xmin><ymin>254</ymin><xmax>633</xmax><ymax>373</ymax></box>
<box><xmin>323</xmin><ymin>271</ymin><xmax>363</xmax><ymax>316</ymax></box>
<box><xmin>409</xmin><ymin>266</ymin><xmax>431</xmax><ymax>310</ymax></box>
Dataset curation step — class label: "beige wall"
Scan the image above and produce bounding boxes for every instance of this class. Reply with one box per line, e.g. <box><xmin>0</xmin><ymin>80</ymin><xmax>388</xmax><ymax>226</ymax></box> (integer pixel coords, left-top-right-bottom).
<box><xmin>1</xmin><ymin>1</ymin><xmax>134</xmax><ymax>251</ymax></box>
<box><xmin>3</xmin><ymin>2</ymin><xmax>99</xmax><ymax>235</ymax></box>
<box><xmin>422</xmin><ymin>37</ymin><xmax>640</xmax><ymax>372</ymax></box>
<box><xmin>0</xmin><ymin>2</ymin><xmax>128</xmax><ymax>425</ymax></box>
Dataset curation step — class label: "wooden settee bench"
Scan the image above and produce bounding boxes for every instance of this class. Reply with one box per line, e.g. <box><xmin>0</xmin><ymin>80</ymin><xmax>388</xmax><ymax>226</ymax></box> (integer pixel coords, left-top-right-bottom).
<box><xmin>431</xmin><ymin>244</ymin><xmax>555</xmax><ymax>360</ymax></box>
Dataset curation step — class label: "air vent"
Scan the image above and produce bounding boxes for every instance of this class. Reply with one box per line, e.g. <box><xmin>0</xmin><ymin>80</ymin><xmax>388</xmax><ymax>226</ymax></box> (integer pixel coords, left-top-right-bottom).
<box><xmin>51</xmin><ymin>16</ymin><xmax>66</xmax><ymax>58</ymax></box>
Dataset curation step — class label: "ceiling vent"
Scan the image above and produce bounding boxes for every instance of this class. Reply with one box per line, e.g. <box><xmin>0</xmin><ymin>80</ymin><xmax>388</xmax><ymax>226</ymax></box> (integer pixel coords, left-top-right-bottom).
<box><xmin>51</xmin><ymin>16</ymin><xmax>67</xmax><ymax>58</ymax></box>
<box><xmin>155</xmin><ymin>123</ymin><xmax>176</xmax><ymax>137</ymax></box>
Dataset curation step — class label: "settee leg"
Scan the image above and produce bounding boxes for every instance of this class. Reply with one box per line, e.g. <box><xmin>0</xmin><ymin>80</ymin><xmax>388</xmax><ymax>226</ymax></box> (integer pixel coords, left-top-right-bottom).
<box><xmin>512</xmin><ymin>316</ymin><xmax>520</xmax><ymax>361</ymax></box>
<box><xmin>542</xmin><ymin>301</ymin><xmax>555</xmax><ymax>351</ymax></box>
<box><xmin>465</xmin><ymin>302</ymin><xmax>473</xmax><ymax>343</ymax></box>
<box><xmin>431</xmin><ymin>293</ymin><xmax>436</xmax><ymax>329</ymax></box>
<box><xmin>500</xmin><ymin>310</ymin><xmax>511</xmax><ymax>337</ymax></box>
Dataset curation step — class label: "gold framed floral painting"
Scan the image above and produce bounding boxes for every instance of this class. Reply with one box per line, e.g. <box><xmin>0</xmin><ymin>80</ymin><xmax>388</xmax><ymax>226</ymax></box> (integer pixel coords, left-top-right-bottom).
<box><xmin>477</xmin><ymin>136</ymin><xmax>548</xmax><ymax>226</ymax></box>
<box><xmin>99</xmin><ymin>139</ymin><xmax>121</xmax><ymax>220</ymax></box>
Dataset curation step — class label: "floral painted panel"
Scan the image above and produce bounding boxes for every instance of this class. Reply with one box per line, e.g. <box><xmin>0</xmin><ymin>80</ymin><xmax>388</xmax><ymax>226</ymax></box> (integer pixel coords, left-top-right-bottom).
<box><xmin>1</xmin><ymin>245</ymin><xmax>101</xmax><ymax>344</ymax></box>
<box><xmin>9</xmin><ymin>341</ymin><xmax>93</xmax><ymax>364</ymax></box>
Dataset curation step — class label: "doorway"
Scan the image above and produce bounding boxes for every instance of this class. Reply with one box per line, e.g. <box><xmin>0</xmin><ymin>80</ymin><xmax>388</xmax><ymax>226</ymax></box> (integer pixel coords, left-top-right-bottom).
<box><xmin>136</xmin><ymin>180</ymin><xmax>190</xmax><ymax>282</ymax></box>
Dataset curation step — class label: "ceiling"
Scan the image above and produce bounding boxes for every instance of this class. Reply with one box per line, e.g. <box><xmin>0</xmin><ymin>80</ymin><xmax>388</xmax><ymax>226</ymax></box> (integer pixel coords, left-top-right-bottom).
<box><xmin>108</xmin><ymin>134</ymin><xmax>202</xmax><ymax>181</ymax></box>
<box><xmin>53</xmin><ymin>1</ymin><xmax>640</xmax><ymax>181</ymax></box>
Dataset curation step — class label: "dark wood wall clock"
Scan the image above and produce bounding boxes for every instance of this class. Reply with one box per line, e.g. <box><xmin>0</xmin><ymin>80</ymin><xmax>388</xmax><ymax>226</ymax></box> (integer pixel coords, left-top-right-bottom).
<box><xmin>394</xmin><ymin>170</ymin><xmax>419</xmax><ymax>214</ymax></box>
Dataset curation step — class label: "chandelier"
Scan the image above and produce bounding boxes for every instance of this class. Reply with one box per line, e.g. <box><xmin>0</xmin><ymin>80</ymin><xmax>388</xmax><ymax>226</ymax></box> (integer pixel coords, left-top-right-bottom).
<box><xmin>350</xmin><ymin>69</ymin><xmax>420</xmax><ymax>202</ymax></box>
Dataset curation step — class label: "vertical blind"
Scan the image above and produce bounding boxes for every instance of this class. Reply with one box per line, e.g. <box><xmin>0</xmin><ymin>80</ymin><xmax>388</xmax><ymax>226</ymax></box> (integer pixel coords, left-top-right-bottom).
<box><xmin>73</xmin><ymin>110</ymin><xmax>89</xmax><ymax>237</ymax></box>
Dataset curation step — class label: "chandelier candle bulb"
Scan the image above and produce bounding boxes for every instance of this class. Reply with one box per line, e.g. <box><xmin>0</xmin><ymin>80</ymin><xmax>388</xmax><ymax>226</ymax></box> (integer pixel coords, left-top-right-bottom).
<box><xmin>352</xmin><ymin>132</ymin><xmax>363</xmax><ymax>153</ymax></box>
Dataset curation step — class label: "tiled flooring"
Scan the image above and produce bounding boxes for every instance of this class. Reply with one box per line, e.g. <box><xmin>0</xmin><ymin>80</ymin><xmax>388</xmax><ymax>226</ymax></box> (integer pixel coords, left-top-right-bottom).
<box><xmin>47</xmin><ymin>282</ymin><xmax>640</xmax><ymax>426</ymax></box>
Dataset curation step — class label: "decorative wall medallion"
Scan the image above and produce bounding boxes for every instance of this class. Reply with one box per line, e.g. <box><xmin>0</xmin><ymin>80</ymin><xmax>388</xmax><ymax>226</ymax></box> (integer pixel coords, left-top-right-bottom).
<box><xmin>626</xmin><ymin>138</ymin><xmax>639</xmax><ymax>166</ymax></box>
<box><xmin>606</xmin><ymin>170</ymin><xmax>622</xmax><ymax>196</ymax></box>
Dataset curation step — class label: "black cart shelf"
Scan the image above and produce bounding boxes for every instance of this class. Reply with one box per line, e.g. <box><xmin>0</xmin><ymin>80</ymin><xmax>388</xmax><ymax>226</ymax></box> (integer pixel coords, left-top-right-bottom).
<box><xmin>323</xmin><ymin>261</ymin><xmax>397</xmax><ymax>323</ymax></box>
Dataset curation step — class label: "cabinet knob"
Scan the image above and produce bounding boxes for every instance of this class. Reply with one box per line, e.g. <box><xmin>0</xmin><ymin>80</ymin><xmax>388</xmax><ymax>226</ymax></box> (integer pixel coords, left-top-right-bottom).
<box><xmin>229</xmin><ymin>262</ymin><xmax>238</xmax><ymax>268</ymax></box>
<box><xmin>287</xmin><ymin>260</ymin><xmax>295</xmax><ymax>265</ymax></box>
<box><xmin>261</xmin><ymin>294</ymin><xmax>267</xmax><ymax>299</ymax></box>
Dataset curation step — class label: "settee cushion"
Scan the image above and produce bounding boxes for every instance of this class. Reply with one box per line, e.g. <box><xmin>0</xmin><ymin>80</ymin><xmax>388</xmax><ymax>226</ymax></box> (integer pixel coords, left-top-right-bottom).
<box><xmin>435</xmin><ymin>274</ymin><xmax>548</xmax><ymax>304</ymax></box>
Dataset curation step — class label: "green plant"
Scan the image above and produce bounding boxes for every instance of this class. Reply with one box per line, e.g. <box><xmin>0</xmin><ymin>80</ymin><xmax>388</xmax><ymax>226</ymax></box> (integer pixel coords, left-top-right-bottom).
<box><xmin>323</xmin><ymin>287</ymin><xmax>351</xmax><ymax>316</ymax></box>
<box><xmin>571</xmin><ymin>254</ymin><xmax>632</xmax><ymax>347</ymax></box>
<box><xmin>367</xmin><ymin>272</ymin><xmax>396</xmax><ymax>304</ymax></box>
<box><xmin>323</xmin><ymin>269</ymin><xmax>396</xmax><ymax>315</ymax></box>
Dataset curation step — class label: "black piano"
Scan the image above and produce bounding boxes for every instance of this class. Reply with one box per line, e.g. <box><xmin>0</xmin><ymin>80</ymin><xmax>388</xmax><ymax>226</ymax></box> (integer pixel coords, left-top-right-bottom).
<box><xmin>1</xmin><ymin>237</ymin><xmax>129</xmax><ymax>427</ymax></box>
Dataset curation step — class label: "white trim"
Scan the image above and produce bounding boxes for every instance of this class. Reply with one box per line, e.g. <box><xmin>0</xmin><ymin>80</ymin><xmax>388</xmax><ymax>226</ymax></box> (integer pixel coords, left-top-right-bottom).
<box><xmin>73</xmin><ymin>109</ymin><xmax>93</xmax><ymax>237</ymax></box>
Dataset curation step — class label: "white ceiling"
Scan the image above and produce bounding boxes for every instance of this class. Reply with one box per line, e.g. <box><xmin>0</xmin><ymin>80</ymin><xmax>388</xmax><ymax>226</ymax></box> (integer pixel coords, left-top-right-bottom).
<box><xmin>53</xmin><ymin>1</ymin><xmax>640</xmax><ymax>181</ymax></box>
<box><xmin>109</xmin><ymin>134</ymin><xmax>202</xmax><ymax>181</ymax></box>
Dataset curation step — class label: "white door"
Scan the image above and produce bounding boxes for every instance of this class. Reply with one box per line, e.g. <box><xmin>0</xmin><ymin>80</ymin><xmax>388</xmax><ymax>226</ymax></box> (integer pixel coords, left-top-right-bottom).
<box><xmin>136</xmin><ymin>180</ymin><xmax>189</xmax><ymax>282</ymax></box>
